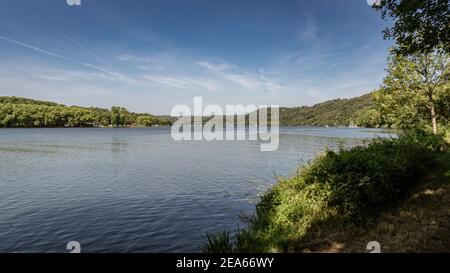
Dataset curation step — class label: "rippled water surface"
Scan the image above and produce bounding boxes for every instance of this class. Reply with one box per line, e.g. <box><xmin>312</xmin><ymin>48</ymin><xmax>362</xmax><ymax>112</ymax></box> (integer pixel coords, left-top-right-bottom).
<box><xmin>0</xmin><ymin>127</ymin><xmax>392</xmax><ymax>252</ymax></box>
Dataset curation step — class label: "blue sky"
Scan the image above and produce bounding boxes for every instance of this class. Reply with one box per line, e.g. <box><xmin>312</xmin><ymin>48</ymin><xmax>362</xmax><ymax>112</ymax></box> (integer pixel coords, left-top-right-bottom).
<box><xmin>0</xmin><ymin>0</ymin><xmax>392</xmax><ymax>114</ymax></box>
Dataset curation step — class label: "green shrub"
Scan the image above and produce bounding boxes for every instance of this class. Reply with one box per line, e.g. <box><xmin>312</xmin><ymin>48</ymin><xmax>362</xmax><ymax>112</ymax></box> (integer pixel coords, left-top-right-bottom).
<box><xmin>303</xmin><ymin>133</ymin><xmax>444</xmax><ymax>223</ymax></box>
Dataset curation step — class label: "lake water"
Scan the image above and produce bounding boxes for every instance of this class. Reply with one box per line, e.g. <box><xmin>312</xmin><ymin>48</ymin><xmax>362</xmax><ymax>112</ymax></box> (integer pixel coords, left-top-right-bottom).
<box><xmin>0</xmin><ymin>127</ymin><xmax>392</xmax><ymax>253</ymax></box>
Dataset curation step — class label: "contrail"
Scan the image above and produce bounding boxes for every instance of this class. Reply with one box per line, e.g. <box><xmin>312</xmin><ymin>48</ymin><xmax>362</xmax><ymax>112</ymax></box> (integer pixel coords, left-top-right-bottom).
<box><xmin>0</xmin><ymin>34</ymin><xmax>126</xmax><ymax>80</ymax></box>
<box><xmin>63</xmin><ymin>34</ymin><xmax>109</xmax><ymax>67</ymax></box>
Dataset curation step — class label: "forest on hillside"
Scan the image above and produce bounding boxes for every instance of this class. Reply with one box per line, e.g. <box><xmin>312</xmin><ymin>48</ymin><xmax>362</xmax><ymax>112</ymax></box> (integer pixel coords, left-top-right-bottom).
<box><xmin>0</xmin><ymin>96</ymin><xmax>172</xmax><ymax>128</ymax></box>
<box><xmin>278</xmin><ymin>93</ymin><xmax>380</xmax><ymax>127</ymax></box>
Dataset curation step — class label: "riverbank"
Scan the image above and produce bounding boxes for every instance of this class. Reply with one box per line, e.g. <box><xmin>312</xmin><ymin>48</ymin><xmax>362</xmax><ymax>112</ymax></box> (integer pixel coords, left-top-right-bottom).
<box><xmin>203</xmin><ymin>132</ymin><xmax>450</xmax><ymax>253</ymax></box>
<box><xmin>308</xmin><ymin>151</ymin><xmax>450</xmax><ymax>252</ymax></box>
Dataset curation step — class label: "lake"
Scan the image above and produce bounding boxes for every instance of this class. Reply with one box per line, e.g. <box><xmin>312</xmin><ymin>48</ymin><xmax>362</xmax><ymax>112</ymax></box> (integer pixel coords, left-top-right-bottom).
<box><xmin>0</xmin><ymin>127</ymin><xmax>393</xmax><ymax>252</ymax></box>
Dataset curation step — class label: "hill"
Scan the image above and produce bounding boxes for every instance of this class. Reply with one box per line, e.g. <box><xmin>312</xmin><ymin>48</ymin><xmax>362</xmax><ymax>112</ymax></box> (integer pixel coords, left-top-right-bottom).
<box><xmin>278</xmin><ymin>93</ymin><xmax>379</xmax><ymax>127</ymax></box>
<box><xmin>0</xmin><ymin>96</ymin><xmax>62</xmax><ymax>107</ymax></box>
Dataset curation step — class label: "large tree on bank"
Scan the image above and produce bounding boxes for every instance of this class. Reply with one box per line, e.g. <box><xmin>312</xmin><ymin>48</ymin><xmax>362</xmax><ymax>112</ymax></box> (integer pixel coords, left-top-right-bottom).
<box><xmin>372</xmin><ymin>0</ymin><xmax>450</xmax><ymax>55</ymax></box>
<box><xmin>375</xmin><ymin>52</ymin><xmax>449</xmax><ymax>133</ymax></box>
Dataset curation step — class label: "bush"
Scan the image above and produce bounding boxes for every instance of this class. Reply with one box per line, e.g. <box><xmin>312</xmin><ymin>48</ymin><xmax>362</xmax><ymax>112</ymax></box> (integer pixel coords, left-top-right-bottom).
<box><xmin>303</xmin><ymin>133</ymin><xmax>445</xmax><ymax>223</ymax></box>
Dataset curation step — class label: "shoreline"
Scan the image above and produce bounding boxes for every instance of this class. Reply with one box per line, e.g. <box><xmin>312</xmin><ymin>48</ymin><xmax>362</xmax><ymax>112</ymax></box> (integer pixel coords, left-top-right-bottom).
<box><xmin>202</xmin><ymin>132</ymin><xmax>450</xmax><ymax>253</ymax></box>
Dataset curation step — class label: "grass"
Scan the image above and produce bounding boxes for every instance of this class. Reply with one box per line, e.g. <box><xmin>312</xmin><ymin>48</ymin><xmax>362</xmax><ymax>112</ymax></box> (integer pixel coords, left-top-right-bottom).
<box><xmin>201</xmin><ymin>231</ymin><xmax>233</xmax><ymax>253</ymax></box>
<box><xmin>203</xmin><ymin>131</ymin><xmax>450</xmax><ymax>253</ymax></box>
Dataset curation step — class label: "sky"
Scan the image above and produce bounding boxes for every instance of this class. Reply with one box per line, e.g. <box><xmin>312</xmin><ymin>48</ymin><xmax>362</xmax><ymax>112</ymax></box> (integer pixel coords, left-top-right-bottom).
<box><xmin>0</xmin><ymin>0</ymin><xmax>393</xmax><ymax>114</ymax></box>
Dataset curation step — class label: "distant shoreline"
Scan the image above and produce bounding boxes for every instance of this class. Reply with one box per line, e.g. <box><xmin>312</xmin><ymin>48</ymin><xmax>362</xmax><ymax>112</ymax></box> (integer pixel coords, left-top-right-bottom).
<box><xmin>1</xmin><ymin>94</ymin><xmax>389</xmax><ymax>129</ymax></box>
<box><xmin>0</xmin><ymin>125</ymin><xmax>172</xmax><ymax>129</ymax></box>
<box><xmin>0</xmin><ymin>125</ymin><xmax>395</xmax><ymax>131</ymax></box>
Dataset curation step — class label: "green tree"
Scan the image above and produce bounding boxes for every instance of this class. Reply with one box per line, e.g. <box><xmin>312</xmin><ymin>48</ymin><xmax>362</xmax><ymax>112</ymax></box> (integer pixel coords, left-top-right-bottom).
<box><xmin>110</xmin><ymin>106</ymin><xmax>130</xmax><ymax>127</ymax></box>
<box><xmin>373</xmin><ymin>0</ymin><xmax>450</xmax><ymax>55</ymax></box>
<box><xmin>136</xmin><ymin>115</ymin><xmax>155</xmax><ymax>127</ymax></box>
<box><xmin>375</xmin><ymin>52</ymin><xmax>449</xmax><ymax>133</ymax></box>
<box><xmin>119</xmin><ymin>107</ymin><xmax>130</xmax><ymax>126</ymax></box>
<box><xmin>110</xmin><ymin>106</ymin><xmax>121</xmax><ymax>127</ymax></box>
<box><xmin>358</xmin><ymin>109</ymin><xmax>382</xmax><ymax>128</ymax></box>
<box><xmin>2</xmin><ymin>114</ymin><xmax>16</xmax><ymax>127</ymax></box>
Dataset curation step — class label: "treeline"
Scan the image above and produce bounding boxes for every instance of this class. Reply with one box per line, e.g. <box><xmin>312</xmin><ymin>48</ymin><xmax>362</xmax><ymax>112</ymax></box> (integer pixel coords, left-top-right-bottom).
<box><xmin>244</xmin><ymin>93</ymin><xmax>381</xmax><ymax>127</ymax></box>
<box><xmin>268</xmin><ymin>84</ymin><xmax>448</xmax><ymax>129</ymax></box>
<box><xmin>193</xmin><ymin>94</ymin><xmax>382</xmax><ymax>128</ymax></box>
<box><xmin>0</xmin><ymin>96</ymin><xmax>172</xmax><ymax>128</ymax></box>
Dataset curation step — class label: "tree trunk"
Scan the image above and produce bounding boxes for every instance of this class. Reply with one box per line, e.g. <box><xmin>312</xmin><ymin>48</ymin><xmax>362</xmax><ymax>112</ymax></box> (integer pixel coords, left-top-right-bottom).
<box><xmin>430</xmin><ymin>104</ymin><xmax>437</xmax><ymax>134</ymax></box>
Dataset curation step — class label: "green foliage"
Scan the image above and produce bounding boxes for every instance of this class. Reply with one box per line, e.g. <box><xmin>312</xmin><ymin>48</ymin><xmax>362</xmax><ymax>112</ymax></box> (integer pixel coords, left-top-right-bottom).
<box><xmin>374</xmin><ymin>52</ymin><xmax>449</xmax><ymax>133</ymax></box>
<box><xmin>278</xmin><ymin>93</ymin><xmax>380</xmax><ymax>127</ymax></box>
<box><xmin>0</xmin><ymin>96</ymin><xmax>61</xmax><ymax>106</ymax></box>
<box><xmin>303</xmin><ymin>133</ymin><xmax>446</xmax><ymax>222</ymax></box>
<box><xmin>206</xmin><ymin>133</ymin><xmax>448</xmax><ymax>253</ymax></box>
<box><xmin>136</xmin><ymin>115</ymin><xmax>156</xmax><ymax>127</ymax></box>
<box><xmin>373</xmin><ymin>0</ymin><xmax>450</xmax><ymax>55</ymax></box>
<box><xmin>357</xmin><ymin>109</ymin><xmax>382</xmax><ymax>128</ymax></box>
<box><xmin>154</xmin><ymin>116</ymin><xmax>172</xmax><ymax>126</ymax></box>
<box><xmin>435</xmin><ymin>82</ymin><xmax>450</xmax><ymax>121</ymax></box>
<box><xmin>439</xmin><ymin>124</ymin><xmax>450</xmax><ymax>143</ymax></box>
<box><xmin>111</xmin><ymin>106</ymin><xmax>130</xmax><ymax>127</ymax></box>
<box><xmin>0</xmin><ymin>96</ymin><xmax>172</xmax><ymax>128</ymax></box>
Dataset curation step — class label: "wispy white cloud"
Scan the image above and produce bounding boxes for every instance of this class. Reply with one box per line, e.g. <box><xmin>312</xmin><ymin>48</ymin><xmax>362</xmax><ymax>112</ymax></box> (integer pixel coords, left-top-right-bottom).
<box><xmin>115</xmin><ymin>53</ymin><xmax>284</xmax><ymax>94</ymax></box>
<box><xmin>300</xmin><ymin>13</ymin><xmax>319</xmax><ymax>41</ymax></box>
<box><xmin>197</xmin><ymin>60</ymin><xmax>284</xmax><ymax>93</ymax></box>
<box><xmin>38</xmin><ymin>74</ymin><xmax>72</xmax><ymax>82</ymax></box>
<box><xmin>117</xmin><ymin>53</ymin><xmax>177</xmax><ymax>72</ymax></box>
